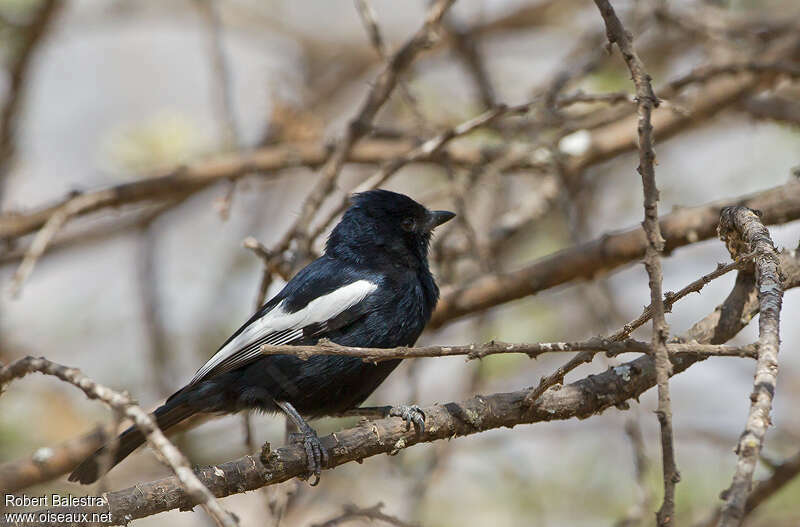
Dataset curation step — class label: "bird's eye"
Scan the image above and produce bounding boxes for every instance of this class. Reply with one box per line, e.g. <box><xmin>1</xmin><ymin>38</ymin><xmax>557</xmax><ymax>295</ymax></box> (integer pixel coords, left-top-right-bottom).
<box><xmin>401</xmin><ymin>217</ymin><xmax>416</xmax><ymax>232</ymax></box>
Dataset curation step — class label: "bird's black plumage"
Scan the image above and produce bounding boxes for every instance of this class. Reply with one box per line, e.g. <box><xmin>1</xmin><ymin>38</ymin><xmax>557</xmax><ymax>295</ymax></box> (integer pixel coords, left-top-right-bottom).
<box><xmin>69</xmin><ymin>189</ymin><xmax>454</xmax><ymax>484</ymax></box>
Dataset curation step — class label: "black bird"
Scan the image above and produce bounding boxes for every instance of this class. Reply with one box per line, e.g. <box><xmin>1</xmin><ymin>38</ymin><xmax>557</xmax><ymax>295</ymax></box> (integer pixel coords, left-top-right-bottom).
<box><xmin>69</xmin><ymin>189</ymin><xmax>454</xmax><ymax>484</ymax></box>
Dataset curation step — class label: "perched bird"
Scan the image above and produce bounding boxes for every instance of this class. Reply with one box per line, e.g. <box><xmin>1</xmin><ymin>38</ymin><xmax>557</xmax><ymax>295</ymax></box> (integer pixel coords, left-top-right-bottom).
<box><xmin>69</xmin><ymin>189</ymin><xmax>454</xmax><ymax>484</ymax></box>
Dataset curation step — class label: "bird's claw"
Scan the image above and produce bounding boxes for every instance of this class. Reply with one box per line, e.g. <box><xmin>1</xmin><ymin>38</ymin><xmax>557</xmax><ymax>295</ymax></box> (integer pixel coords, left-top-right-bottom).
<box><xmin>388</xmin><ymin>404</ymin><xmax>426</xmax><ymax>434</ymax></box>
<box><xmin>289</xmin><ymin>428</ymin><xmax>329</xmax><ymax>486</ymax></box>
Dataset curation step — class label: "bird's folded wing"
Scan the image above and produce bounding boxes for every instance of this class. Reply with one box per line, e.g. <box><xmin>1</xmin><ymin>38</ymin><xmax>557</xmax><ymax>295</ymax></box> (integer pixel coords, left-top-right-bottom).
<box><xmin>188</xmin><ymin>279</ymin><xmax>378</xmax><ymax>385</ymax></box>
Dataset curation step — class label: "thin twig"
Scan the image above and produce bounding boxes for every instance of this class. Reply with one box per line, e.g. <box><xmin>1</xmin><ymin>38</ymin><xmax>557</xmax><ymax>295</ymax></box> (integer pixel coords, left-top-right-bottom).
<box><xmin>259</xmin><ymin>338</ymin><xmax>756</xmax><ymax>362</ymax></box>
<box><xmin>591</xmin><ymin>2</ymin><xmax>678</xmax><ymax>524</ymax></box>
<box><xmin>8</xmin><ymin>201</ymin><xmax>74</xmax><ymax>297</ymax></box>
<box><xmin>522</xmin><ymin>252</ymin><xmax>754</xmax><ymax>406</ymax></box>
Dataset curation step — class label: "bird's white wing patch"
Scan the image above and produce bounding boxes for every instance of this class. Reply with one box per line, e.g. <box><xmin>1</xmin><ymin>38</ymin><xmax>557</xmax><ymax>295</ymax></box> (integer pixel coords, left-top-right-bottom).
<box><xmin>189</xmin><ymin>279</ymin><xmax>377</xmax><ymax>385</ymax></box>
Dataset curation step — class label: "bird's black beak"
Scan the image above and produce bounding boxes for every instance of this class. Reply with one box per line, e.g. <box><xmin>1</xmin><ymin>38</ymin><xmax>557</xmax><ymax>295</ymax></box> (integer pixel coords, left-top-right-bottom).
<box><xmin>424</xmin><ymin>210</ymin><xmax>456</xmax><ymax>232</ymax></box>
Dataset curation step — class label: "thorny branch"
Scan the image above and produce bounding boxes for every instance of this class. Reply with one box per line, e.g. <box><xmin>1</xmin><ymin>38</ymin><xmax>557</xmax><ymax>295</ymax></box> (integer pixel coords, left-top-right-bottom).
<box><xmin>259</xmin><ymin>338</ymin><xmax>755</xmax><ymax>363</ymax></box>
<box><xmin>591</xmin><ymin>2</ymin><xmax>678</xmax><ymax>525</ymax></box>
<box><xmin>522</xmin><ymin>252</ymin><xmax>754</xmax><ymax>406</ymax></box>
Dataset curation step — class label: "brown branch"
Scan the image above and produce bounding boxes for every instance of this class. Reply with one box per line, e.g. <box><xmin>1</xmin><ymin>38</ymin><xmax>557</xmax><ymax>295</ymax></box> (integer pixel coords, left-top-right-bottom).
<box><xmin>0</xmin><ymin>137</ymin><xmax>548</xmax><ymax>244</ymax></box>
<box><xmin>593</xmin><ymin>4</ymin><xmax>677</xmax><ymax>521</ymax></box>
<box><xmin>0</xmin><ymin>357</ymin><xmax>238</xmax><ymax>527</ymax></box>
<box><xmin>19</xmin><ymin>247</ymin><xmax>800</xmax><ymax>525</ymax></box>
<box><xmin>520</xmin><ymin>222</ymin><xmax>754</xmax><ymax>409</ymax></box>
<box><xmin>6</xmin><ymin>200</ymin><xmax>74</xmax><ymax>297</ymax></box>
<box><xmin>194</xmin><ymin>0</ymin><xmax>241</xmax><ymax>219</ymax></box>
<box><xmin>564</xmin><ymin>33</ymin><xmax>800</xmax><ymax>177</ymax></box>
<box><xmin>556</xmin><ymin>90</ymin><xmax>635</xmax><ymax>108</ymax></box>
<box><xmin>259</xmin><ymin>338</ymin><xmax>756</xmax><ymax>362</ymax></box>
<box><xmin>716</xmin><ymin>207</ymin><xmax>784</xmax><ymax>527</ymax></box>
<box><xmin>609</xmin><ymin>253</ymin><xmax>755</xmax><ymax>341</ymax></box>
<box><xmin>136</xmin><ymin>221</ymin><xmax>173</xmax><ymax>398</ymax></box>
<box><xmin>429</xmin><ymin>179</ymin><xmax>800</xmax><ymax>328</ymax></box>
<box><xmin>444</xmin><ymin>15</ymin><xmax>496</xmax><ymax>109</ymax></box>
<box><xmin>744</xmin><ymin>448</ymin><xmax>800</xmax><ymax>515</ymax></box>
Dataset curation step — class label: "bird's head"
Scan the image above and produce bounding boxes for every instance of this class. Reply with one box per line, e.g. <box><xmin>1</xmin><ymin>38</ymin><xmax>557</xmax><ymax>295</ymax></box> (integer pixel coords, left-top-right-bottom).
<box><xmin>325</xmin><ymin>189</ymin><xmax>455</xmax><ymax>269</ymax></box>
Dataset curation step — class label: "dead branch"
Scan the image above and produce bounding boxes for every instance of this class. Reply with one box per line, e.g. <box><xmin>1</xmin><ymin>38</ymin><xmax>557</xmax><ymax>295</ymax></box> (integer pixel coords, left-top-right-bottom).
<box><xmin>716</xmin><ymin>207</ymin><xmax>783</xmax><ymax>527</ymax></box>
<box><xmin>591</xmin><ymin>3</ymin><xmax>676</xmax><ymax>522</ymax></box>
<box><xmin>259</xmin><ymin>339</ymin><xmax>755</xmax><ymax>362</ymax></box>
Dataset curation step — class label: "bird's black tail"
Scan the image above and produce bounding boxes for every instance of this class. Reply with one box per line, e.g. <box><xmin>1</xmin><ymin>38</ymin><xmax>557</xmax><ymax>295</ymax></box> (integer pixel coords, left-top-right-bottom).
<box><xmin>68</xmin><ymin>398</ymin><xmax>196</xmax><ymax>484</ymax></box>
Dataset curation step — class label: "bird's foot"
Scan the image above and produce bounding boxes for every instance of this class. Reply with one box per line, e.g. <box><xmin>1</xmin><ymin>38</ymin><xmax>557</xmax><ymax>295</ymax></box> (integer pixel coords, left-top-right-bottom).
<box><xmin>288</xmin><ymin>427</ymin><xmax>329</xmax><ymax>486</ymax></box>
<box><xmin>388</xmin><ymin>404</ymin><xmax>426</xmax><ymax>434</ymax></box>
